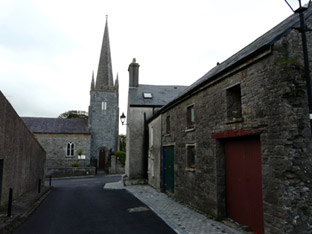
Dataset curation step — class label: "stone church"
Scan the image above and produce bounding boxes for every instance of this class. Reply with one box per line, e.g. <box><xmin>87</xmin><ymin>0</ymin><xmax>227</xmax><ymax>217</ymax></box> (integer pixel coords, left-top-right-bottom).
<box><xmin>23</xmin><ymin>19</ymin><xmax>119</xmax><ymax>175</ymax></box>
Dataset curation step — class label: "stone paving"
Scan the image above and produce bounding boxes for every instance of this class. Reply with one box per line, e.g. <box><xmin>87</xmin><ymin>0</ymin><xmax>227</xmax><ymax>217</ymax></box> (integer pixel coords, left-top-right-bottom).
<box><xmin>104</xmin><ymin>182</ymin><xmax>244</xmax><ymax>234</ymax></box>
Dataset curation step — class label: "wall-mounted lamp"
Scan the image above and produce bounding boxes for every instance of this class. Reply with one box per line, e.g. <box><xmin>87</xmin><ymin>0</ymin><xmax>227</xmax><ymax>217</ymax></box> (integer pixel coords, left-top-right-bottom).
<box><xmin>284</xmin><ymin>0</ymin><xmax>311</xmax><ymax>13</ymax></box>
<box><xmin>120</xmin><ymin>112</ymin><xmax>128</xmax><ymax>125</ymax></box>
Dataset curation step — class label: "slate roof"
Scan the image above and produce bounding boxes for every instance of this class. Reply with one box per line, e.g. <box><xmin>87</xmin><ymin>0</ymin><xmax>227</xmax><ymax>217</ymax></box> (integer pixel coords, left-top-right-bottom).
<box><xmin>161</xmin><ymin>7</ymin><xmax>312</xmax><ymax>112</ymax></box>
<box><xmin>22</xmin><ymin>117</ymin><xmax>90</xmax><ymax>134</ymax></box>
<box><xmin>129</xmin><ymin>84</ymin><xmax>187</xmax><ymax>107</ymax></box>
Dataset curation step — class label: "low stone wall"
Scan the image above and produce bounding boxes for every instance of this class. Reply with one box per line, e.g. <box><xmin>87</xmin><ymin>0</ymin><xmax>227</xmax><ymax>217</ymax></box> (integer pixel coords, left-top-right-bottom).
<box><xmin>109</xmin><ymin>156</ymin><xmax>125</xmax><ymax>174</ymax></box>
<box><xmin>46</xmin><ymin>167</ymin><xmax>96</xmax><ymax>178</ymax></box>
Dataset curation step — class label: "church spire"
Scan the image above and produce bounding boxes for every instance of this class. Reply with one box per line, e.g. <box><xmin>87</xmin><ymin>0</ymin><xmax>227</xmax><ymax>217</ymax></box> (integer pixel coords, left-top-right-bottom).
<box><xmin>91</xmin><ymin>71</ymin><xmax>95</xmax><ymax>90</ymax></box>
<box><xmin>95</xmin><ymin>16</ymin><xmax>114</xmax><ymax>89</ymax></box>
<box><xmin>115</xmin><ymin>73</ymin><xmax>119</xmax><ymax>88</ymax></box>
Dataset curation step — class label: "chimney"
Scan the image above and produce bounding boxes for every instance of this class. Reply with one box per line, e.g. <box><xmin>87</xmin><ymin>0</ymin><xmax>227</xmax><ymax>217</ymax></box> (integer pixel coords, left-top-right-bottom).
<box><xmin>128</xmin><ymin>58</ymin><xmax>140</xmax><ymax>87</ymax></box>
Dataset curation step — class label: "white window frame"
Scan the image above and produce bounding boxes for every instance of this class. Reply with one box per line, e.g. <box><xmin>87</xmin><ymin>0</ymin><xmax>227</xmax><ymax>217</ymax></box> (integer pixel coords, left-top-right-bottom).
<box><xmin>143</xmin><ymin>92</ymin><xmax>153</xmax><ymax>99</ymax></box>
<box><xmin>101</xmin><ymin>101</ymin><xmax>107</xmax><ymax>110</ymax></box>
<box><xmin>67</xmin><ymin>142</ymin><xmax>75</xmax><ymax>157</ymax></box>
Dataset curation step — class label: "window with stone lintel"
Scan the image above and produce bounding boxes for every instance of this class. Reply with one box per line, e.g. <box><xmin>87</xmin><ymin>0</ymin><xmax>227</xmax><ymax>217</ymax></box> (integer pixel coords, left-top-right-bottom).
<box><xmin>66</xmin><ymin>142</ymin><xmax>75</xmax><ymax>157</ymax></box>
<box><xmin>186</xmin><ymin>144</ymin><xmax>196</xmax><ymax>170</ymax></box>
<box><xmin>186</xmin><ymin>104</ymin><xmax>195</xmax><ymax>129</ymax></box>
<box><xmin>226</xmin><ymin>84</ymin><xmax>242</xmax><ymax>121</ymax></box>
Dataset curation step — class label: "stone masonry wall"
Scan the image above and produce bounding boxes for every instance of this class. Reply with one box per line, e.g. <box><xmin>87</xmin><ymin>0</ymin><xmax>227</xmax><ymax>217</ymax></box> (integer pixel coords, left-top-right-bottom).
<box><xmin>126</xmin><ymin>106</ymin><xmax>156</xmax><ymax>179</ymax></box>
<box><xmin>0</xmin><ymin>91</ymin><xmax>45</xmax><ymax>205</ymax></box>
<box><xmin>33</xmin><ymin>133</ymin><xmax>91</xmax><ymax>171</ymax></box>
<box><xmin>161</xmin><ymin>18</ymin><xmax>312</xmax><ymax>234</ymax></box>
<box><xmin>89</xmin><ymin>90</ymin><xmax>118</xmax><ymax>162</ymax></box>
<box><xmin>148</xmin><ymin>115</ymin><xmax>162</xmax><ymax>190</ymax></box>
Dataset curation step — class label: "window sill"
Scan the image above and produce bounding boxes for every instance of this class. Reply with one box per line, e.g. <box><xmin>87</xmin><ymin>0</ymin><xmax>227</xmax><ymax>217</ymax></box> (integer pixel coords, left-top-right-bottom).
<box><xmin>185</xmin><ymin>167</ymin><xmax>196</xmax><ymax>172</ymax></box>
<box><xmin>164</xmin><ymin>133</ymin><xmax>171</xmax><ymax>137</ymax></box>
<box><xmin>226</xmin><ymin>118</ymin><xmax>243</xmax><ymax>124</ymax></box>
<box><xmin>185</xmin><ymin>127</ymin><xmax>195</xmax><ymax>133</ymax></box>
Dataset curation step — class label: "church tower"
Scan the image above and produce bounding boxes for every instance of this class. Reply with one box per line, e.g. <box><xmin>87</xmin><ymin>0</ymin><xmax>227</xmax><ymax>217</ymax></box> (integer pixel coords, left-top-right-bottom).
<box><xmin>89</xmin><ymin>17</ymin><xmax>119</xmax><ymax>169</ymax></box>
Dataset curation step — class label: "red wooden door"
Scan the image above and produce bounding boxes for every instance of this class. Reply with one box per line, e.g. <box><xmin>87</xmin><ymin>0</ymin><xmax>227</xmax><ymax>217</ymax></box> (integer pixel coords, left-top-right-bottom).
<box><xmin>225</xmin><ymin>138</ymin><xmax>264</xmax><ymax>234</ymax></box>
<box><xmin>99</xmin><ymin>149</ymin><xmax>105</xmax><ymax>169</ymax></box>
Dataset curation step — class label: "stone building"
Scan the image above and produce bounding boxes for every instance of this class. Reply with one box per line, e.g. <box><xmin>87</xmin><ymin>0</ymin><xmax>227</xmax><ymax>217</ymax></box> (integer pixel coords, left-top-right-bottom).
<box><xmin>22</xmin><ymin>117</ymin><xmax>91</xmax><ymax>176</ymax></box>
<box><xmin>124</xmin><ymin>59</ymin><xmax>186</xmax><ymax>182</ymax></box>
<box><xmin>147</xmin><ymin>7</ymin><xmax>312</xmax><ymax>234</ymax></box>
<box><xmin>0</xmin><ymin>91</ymin><xmax>45</xmax><ymax>205</ymax></box>
<box><xmin>89</xmin><ymin>18</ymin><xmax>119</xmax><ymax>169</ymax></box>
<box><xmin>23</xmin><ymin>18</ymin><xmax>119</xmax><ymax>174</ymax></box>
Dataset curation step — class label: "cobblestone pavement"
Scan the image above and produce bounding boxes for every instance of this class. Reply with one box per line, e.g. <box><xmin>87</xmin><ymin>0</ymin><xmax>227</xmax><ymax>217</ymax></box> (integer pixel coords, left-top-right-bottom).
<box><xmin>104</xmin><ymin>182</ymin><xmax>243</xmax><ymax>234</ymax></box>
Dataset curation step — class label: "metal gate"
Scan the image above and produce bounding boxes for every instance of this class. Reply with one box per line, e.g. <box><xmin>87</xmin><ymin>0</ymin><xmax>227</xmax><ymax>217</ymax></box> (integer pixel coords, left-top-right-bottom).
<box><xmin>225</xmin><ymin>138</ymin><xmax>264</xmax><ymax>234</ymax></box>
<box><xmin>163</xmin><ymin>146</ymin><xmax>174</xmax><ymax>193</ymax></box>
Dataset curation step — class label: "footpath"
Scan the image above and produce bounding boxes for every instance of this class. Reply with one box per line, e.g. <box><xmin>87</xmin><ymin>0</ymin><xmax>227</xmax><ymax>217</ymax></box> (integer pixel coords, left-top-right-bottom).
<box><xmin>105</xmin><ymin>181</ymin><xmax>247</xmax><ymax>234</ymax></box>
<box><xmin>0</xmin><ymin>186</ymin><xmax>52</xmax><ymax>234</ymax></box>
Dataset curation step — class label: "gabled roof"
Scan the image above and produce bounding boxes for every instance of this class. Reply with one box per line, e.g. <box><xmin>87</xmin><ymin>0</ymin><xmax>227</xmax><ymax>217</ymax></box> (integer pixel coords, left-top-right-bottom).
<box><xmin>22</xmin><ymin>117</ymin><xmax>90</xmax><ymax>134</ymax></box>
<box><xmin>161</xmin><ymin>7</ymin><xmax>312</xmax><ymax>112</ymax></box>
<box><xmin>129</xmin><ymin>84</ymin><xmax>187</xmax><ymax>107</ymax></box>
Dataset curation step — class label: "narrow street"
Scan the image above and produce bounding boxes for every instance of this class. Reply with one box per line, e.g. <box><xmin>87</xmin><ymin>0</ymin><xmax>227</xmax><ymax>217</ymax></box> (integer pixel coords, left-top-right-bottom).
<box><xmin>14</xmin><ymin>176</ymin><xmax>176</xmax><ymax>234</ymax></box>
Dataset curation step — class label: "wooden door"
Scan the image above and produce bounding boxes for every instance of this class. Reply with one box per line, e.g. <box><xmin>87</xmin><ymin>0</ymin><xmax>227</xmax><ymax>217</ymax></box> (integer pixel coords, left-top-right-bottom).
<box><xmin>99</xmin><ymin>149</ymin><xmax>105</xmax><ymax>169</ymax></box>
<box><xmin>163</xmin><ymin>146</ymin><xmax>174</xmax><ymax>193</ymax></box>
<box><xmin>225</xmin><ymin>138</ymin><xmax>264</xmax><ymax>234</ymax></box>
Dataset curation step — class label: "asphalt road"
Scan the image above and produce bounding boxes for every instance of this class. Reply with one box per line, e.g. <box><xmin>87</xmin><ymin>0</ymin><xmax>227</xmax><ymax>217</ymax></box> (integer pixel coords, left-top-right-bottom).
<box><xmin>14</xmin><ymin>175</ymin><xmax>176</xmax><ymax>234</ymax></box>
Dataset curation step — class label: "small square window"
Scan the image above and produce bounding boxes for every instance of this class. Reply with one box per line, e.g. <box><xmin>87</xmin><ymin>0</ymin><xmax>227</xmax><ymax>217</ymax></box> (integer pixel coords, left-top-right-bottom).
<box><xmin>226</xmin><ymin>85</ymin><xmax>242</xmax><ymax>120</ymax></box>
<box><xmin>166</xmin><ymin>116</ymin><xmax>171</xmax><ymax>134</ymax></box>
<box><xmin>186</xmin><ymin>105</ymin><xmax>195</xmax><ymax>129</ymax></box>
<box><xmin>186</xmin><ymin>145</ymin><xmax>195</xmax><ymax>169</ymax></box>
<box><xmin>143</xmin><ymin>92</ymin><xmax>153</xmax><ymax>99</ymax></box>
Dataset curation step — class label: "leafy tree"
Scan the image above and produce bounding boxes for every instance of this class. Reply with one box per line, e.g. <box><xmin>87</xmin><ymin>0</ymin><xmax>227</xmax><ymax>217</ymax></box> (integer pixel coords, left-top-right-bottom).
<box><xmin>58</xmin><ymin>110</ymin><xmax>88</xmax><ymax>119</ymax></box>
<box><xmin>115</xmin><ymin>151</ymin><xmax>126</xmax><ymax>166</ymax></box>
<box><xmin>119</xmin><ymin>134</ymin><xmax>126</xmax><ymax>152</ymax></box>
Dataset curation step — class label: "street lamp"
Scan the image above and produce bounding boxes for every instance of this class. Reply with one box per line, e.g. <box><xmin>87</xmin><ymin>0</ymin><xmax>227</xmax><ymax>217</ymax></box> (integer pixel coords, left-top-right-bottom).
<box><xmin>120</xmin><ymin>112</ymin><xmax>128</xmax><ymax>125</ymax></box>
<box><xmin>285</xmin><ymin>0</ymin><xmax>311</xmax><ymax>12</ymax></box>
<box><xmin>285</xmin><ymin>0</ymin><xmax>312</xmax><ymax>133</ymax></box>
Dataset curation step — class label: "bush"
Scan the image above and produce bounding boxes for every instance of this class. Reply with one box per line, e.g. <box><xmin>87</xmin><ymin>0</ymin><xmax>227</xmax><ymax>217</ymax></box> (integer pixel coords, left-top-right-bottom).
<box><xmin>115</xmin><ymin>151</ymin><xmax>126</xmax><ymax>166</ymax></box>
<box><xmin>72</xmin><ymin>163</ymin><xmax>80</xmax><ymax>167</ymax></box>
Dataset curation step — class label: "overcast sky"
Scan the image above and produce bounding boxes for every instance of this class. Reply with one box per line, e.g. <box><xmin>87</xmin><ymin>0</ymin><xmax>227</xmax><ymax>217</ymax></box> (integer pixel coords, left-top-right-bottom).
<box><xmin>0</xmin><ymin>0</ymin><xmax>295</xmax><ymax>134</ymax></box>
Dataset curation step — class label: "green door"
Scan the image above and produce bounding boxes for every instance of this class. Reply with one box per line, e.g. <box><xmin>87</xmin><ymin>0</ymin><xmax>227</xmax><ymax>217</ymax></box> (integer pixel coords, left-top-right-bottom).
<box><xmin>163</xmin><ymin>146</ymin><xmax>174</xmax><ymax>193</ymax></box>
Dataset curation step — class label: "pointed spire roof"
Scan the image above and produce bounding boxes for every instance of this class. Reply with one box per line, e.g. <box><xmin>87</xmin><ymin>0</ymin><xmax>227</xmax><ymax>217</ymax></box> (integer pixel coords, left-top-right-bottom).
<box><xmin>115</xmin><ymin>73</ymin><xmax>119</xmax><ymax>87</ymax></box>
<box><xmin>95</xmin><ymin>16</ymin><xmax>114</xmax><ymax>89</ymax></box>
<box><xmin>91</xmin><ymin>71</ymin><xmax>95</xmax><ymax>90</ymax></box>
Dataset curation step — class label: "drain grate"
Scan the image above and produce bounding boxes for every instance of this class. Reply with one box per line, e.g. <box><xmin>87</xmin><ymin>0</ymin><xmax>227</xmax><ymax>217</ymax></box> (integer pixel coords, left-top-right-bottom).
<box><xmin>128</xmin><ymin>206</ymin><xmax>150</xmax><ymax>213</ymax></box>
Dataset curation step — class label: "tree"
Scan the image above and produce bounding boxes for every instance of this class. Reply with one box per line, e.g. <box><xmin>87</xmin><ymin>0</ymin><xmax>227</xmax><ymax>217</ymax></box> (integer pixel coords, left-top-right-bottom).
<box><xmin>58</xmin><ymin>110</ymin><xmax>88</xmax><ymax>119</ymax></box>
<box><xmin>119</xmin><ymin>134</ymin><xmax>126</xmax><ymax>152</ymax></box>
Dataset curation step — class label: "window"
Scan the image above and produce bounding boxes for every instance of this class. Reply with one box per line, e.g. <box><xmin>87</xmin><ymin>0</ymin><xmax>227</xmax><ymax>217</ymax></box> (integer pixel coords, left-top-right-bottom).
<box><xmin>186</xmin><ymin>145</ymin><xmax>195</xmax><ymax>169</ymax></box>
<box><xmin>186</xmin><ymin>105</ymin><xmax>195</xmax><ymax>129</ymax></box>
<box><xmin>101</xmin><ymin>101</ymin><xmax>107</xmax><ymax>110</ymax></box>
<box><xmin>143</xmin><ymin>92</ymin><xmax>153</xmax><ymax>99</ymax></box>
<box><xmin>67</xmin><ymin>142</ymin><xmax>74</xmax><ymax>156</ymax></box>
<box><xmin>166</xmin><ymin>115</ymin><xmax>171</xmax><ymax>134</ymax></box>
<box><xmin>226</xmin><ymin>84</ymin><xmax>242</xmax><ymax>121</ymax></box>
